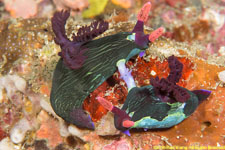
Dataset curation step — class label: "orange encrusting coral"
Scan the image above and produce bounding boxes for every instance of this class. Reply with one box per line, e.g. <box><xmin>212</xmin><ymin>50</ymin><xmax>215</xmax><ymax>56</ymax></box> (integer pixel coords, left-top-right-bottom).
<box><xmin>129</xmin><ymin>57</ymin><xmax>194</xmax><ymax>87</ymax></box>
<box><xmin>83</xmin><ymin>78</ymin><xmax>128</xmax><ymax>122</ymax></box>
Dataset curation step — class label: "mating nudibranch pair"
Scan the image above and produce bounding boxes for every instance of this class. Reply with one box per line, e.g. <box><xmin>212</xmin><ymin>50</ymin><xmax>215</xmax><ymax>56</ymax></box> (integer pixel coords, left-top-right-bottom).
<box><xmin>50</xmin><ymin>2</ymin><xmax>211</xmax><ymax>133</ymax></box>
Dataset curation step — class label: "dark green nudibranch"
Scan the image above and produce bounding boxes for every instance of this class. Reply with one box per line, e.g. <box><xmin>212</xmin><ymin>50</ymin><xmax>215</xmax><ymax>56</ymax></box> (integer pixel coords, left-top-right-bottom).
<box><xmin>50</xmin><ymin>2</ymin><xmax>162</xmax><ymax>129</ymax></box>
<box><xmin>115</xmin><ymin>86</ymin><xmax>211</xmax><ymax>131</ymax></box>
<box><xmin>97</xmin><ymin>56</ymin><xmax>211</xmax><ymax>135</ymax></box>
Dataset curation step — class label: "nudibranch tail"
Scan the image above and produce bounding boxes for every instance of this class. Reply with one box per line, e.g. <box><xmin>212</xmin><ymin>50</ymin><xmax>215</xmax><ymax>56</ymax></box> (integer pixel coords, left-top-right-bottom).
<box><xmin>70</xmin><ymin>108</ymin><xmax>95</xmax><ymax>130</ymax></box>
<box><xmin>192</xmin><ymin>89</ymin><xmax>211</xmax><ymax>103</ymax></box>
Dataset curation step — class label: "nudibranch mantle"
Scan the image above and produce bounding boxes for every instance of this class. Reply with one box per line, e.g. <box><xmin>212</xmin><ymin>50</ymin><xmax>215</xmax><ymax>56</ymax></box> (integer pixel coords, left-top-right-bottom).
<box><xmin>50</xmin><ymin>2</ymin><xmax>163</xmax><ymax>129</ymax></box>
<box><xmin>120</xmin><ymin>86</ymin><xmax>199</xmax><ymax>130</ymax></box>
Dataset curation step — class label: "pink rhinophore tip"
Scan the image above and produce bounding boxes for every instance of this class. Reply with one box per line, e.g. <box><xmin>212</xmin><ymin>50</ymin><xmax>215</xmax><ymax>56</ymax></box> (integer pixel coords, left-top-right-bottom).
<box><xmin>122</xmin><ymin>120</ymin><xmax>135</xmax><ymax>128</ymax></box>
<box><xmin>137</xmin><ymin>2</ymin><xmax>152</xmax><ymax>23</ymax></box>
<box><xmin>149</xmin><ymin>27</ymin><xmax>165</xmax><ymax>42</ymax></box>
<box><xmin>96</xmin><ymin>97</ymin><xmax>113</xmax><ymax>111</ymax></box>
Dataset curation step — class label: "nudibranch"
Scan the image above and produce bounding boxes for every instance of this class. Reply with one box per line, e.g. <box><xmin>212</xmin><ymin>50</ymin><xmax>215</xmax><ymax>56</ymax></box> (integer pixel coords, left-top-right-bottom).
<box><xmin>97</xmin><ymin>56</ymin><xmax>211</xmax><ymax>135</ymax></box>
<box><xmin>50</xmin><ymin>2</ymin><xmax>164</xmax><ymax>129</ymax></box>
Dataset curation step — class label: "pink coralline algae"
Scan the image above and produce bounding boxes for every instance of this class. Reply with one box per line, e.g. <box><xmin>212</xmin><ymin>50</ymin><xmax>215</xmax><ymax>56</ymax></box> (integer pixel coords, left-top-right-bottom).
<box><xmin>161</xmin><ymin>10</ymin><xmax>176</xmax><ymax>23</ymax></box>
<box><xmin>53</xmin><ymin>0</ymin><xmax>89</xmax><ymax>15</ymax></box>
<box><xmin>36</xmin><ymin>110</ymin><xmax>63</xmax><ymax>148</ymax></box>
<box><xmin>103</xmin><ymin>138</ymin><xmax>131</xmax><ymax>150</ymax></box>
<box><xmin>3</xmin><ymin>0</ymin><xmax>38</xmax><ymax>18</ymax></box>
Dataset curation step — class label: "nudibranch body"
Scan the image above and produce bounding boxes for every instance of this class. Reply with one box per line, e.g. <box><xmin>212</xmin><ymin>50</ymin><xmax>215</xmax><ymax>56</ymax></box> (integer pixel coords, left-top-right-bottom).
<box><xmin>50</xmin><ymin>2</ymin><xmax>163</xmax><ymax>129</ymax></box>
<box><xmin>97</xmin><ymin>56</ymin><xmax>211</xmax><ymax>133</ymax></box>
